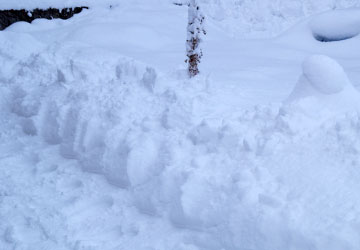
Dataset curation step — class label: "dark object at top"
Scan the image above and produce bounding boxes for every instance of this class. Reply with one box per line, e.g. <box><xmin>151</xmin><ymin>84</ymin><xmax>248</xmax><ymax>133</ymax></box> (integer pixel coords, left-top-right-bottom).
<box><xmin>0</xmin><ymin>7</ymin><xmax>88</xmax><ymax>30</ymax></box>
<box><xmin>313</xmin><ymin>32</ymin><xmax>358</xmax><ymax>42</ymax></box>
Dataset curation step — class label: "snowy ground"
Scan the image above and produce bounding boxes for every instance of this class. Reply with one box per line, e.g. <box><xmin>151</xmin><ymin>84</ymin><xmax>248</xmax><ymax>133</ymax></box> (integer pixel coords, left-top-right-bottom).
<box><xmin>1</xmin><ymin>1</ymin><xmax>360</xmax><ymax>250</ymax></box>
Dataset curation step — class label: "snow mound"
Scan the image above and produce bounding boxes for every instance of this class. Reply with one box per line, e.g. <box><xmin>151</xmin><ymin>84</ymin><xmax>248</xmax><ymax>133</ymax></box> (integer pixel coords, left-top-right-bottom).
<box><xmin>285</xmin><ymin>55</ymin><xmax>360</xmax><ymax>124</ymax></box>
<box><xmin>3</xmin><ymin>3</ymin><xmax>360</xmax><ymax>250</ymax></box>
<box><xmin>311</xmin><ymin>9</ymin><xmax>360</xmax><ymax>42</ymax></box>
<box><xmin>303</xmin><ymin>54</ymin><xmax>348</xmax><ymax>94</ymax></box>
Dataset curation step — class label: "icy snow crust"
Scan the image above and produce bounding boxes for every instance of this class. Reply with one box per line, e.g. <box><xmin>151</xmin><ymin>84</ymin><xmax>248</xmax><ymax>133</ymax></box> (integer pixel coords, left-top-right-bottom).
<box><xmin>2</xmin><ymin>1</ymin><xmax>360</xmax><ymax>250</ymax></box>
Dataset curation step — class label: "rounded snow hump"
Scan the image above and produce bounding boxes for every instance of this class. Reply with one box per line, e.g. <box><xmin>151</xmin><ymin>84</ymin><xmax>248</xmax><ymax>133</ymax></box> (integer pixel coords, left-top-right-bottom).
<box><xmin>311</xmin><ymin>9</ymin><xmax>360</xmax><ymax>42</ymax></box>
<box><xmin>285</xmin><ymin>54</ymin><xmax>360</xmax><ymax>115</ymax></box>
<box><xmin>302</xmin><ymin>55</ymin><xmax>348</xmax><ymax>94</ymax></box>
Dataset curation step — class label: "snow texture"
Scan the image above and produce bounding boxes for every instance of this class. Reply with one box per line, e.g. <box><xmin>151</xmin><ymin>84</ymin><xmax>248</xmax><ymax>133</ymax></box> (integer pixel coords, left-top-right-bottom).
<box><xmin>1</xmin><ymin>1</ymin><xmax>360</xmax><ymax>250</ymax></box>
<box><xmin>200</xmin><ymin>0</ymin><xmax>360</xmax><ymax>37</ymax></box>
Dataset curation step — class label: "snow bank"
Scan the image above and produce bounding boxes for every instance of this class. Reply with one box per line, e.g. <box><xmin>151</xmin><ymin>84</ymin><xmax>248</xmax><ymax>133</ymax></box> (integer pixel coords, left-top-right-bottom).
<box><xmin>14</xmin><ymin>48</ymin><xmax>164</xmax><ymax>189</ymax></box>
<box><xmin>5</xmin><ymin>42</ymin><xmax>360</xmax><ymax>249</ymax></box>
<box><xmin>2</xmin><ymin>3</ymin><xmax>360</xmax><ymax>250</ymax></box>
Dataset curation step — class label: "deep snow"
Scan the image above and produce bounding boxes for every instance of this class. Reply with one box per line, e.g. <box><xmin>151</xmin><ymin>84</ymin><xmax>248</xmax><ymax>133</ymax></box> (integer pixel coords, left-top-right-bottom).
<box><xmin>1</xmin><ymin>1</ymin><xmax>360</xmax><ymax>250</ymax></box>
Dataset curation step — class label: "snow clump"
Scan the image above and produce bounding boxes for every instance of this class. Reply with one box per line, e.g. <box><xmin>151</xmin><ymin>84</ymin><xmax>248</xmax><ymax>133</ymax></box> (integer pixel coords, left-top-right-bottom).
<box><xmin>302</xmin><ymin>54</ymin><xmax>348</xmax><ymax>94</ymax></box>
<box><xmin>286</xmin><ymin>54</ymin><xmax>360</xmax><ymax>109</ymax></box>
<box><xmin>282</xmin><ymin>54</ymin><xmax>360</xmax><ymax>132</ymax></box>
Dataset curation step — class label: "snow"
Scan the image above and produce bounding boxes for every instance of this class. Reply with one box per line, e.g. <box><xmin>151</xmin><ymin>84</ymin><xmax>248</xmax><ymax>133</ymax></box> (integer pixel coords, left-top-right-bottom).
<box><xmin>284</xmin><ymin>54</ymin><xmax>360</xmax><ymax>132</ymax></box>
<box><xmin>302</xmin><ymin>54</ymin><xmax>348</xmax><ymax>94</ymax></box>
<box><xmin>199</xmin><ymin>0</ymin><xmax>360</xmax><ymax>38</ymax></box>
<box><xmin>1</xmin><ymin>1</ymin><xmax>360</xmax><ymax>250</ymax></box>
<box><xmin>310</xmin><ymin>9</ymin><xmax>360</xmax><ymax>41</ymax></box>
<box><xmin>0</xmin><ymin>0</ymin><xmax>112</xmax><ymax>10</ymax></box>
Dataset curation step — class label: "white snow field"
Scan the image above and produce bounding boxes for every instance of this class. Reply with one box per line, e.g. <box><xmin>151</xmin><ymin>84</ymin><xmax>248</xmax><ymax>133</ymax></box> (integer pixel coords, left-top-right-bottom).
<box><xmin>1</xmin><ymin>1</ymin><xmax>360</xmax><ymax>250</ymax></box>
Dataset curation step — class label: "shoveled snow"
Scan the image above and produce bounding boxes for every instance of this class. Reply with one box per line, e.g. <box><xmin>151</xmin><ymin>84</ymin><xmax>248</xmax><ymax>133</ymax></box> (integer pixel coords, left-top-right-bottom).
<box><xmin>1</xmin><ymin>1</ymin><xmax>360</xmax><ymax>250</ymax></box>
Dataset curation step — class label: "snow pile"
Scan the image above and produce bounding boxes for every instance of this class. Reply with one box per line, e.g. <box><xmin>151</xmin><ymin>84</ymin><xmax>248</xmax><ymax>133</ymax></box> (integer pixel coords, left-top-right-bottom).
<box><xmin>285</xmin><ymin>55</ymin><xmax>360</xmax><ymax>117</ymax></box>
<box><xmin>5</xmin><ymin>44</ymin><xmax>166</xmax><ymax>189</ymax></box>
<box><xmin>2</xmin><ymin>2</ymin><xmax>360</xmax><ymax>250</ymax></box>
<box><xmin>4</xmin><ymin>41</ymin><xmax>360</xmax><ymax>249</ymax></box>
<box><xmin>283</xmin><ymin>55</ymin><xmax>360</xmax><ymax>133</ymax></box>
<box><xmin>310</xmin><ymin>9</ymin><xmax>360</xmax><ymax>42</ymax></box>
